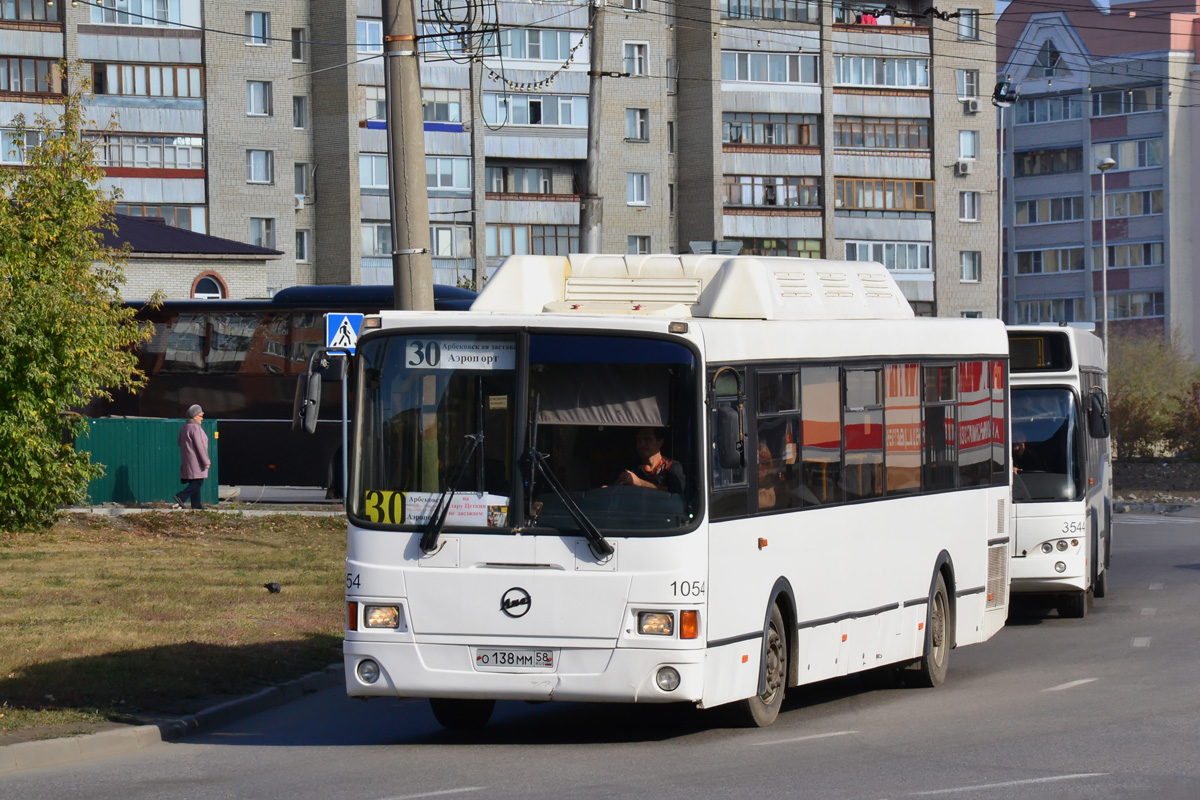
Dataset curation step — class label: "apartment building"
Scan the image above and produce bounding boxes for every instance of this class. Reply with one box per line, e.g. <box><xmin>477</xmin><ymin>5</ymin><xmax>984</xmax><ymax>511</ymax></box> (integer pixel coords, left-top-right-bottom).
<box><xmin>0</xmin><ymin>0</ymin><xmax>995</xmax><ymax>313</ymax></box>
<box><xmin>999</xmin><ymin>0</ymin><xmax>1194</xmax><ymax>348</ymax></box>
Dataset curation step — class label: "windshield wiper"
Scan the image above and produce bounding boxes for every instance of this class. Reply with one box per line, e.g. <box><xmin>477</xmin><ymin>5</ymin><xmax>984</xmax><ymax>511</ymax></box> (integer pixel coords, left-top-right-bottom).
<box><xmin>420</xmin><ymin>379</ymin><xmax>486</xmax><ymax>554</ymax></box>
<box><xmin>523</xmin><ymin>446</ymin><xmax>614</xmax><ymax>559</ymax></box>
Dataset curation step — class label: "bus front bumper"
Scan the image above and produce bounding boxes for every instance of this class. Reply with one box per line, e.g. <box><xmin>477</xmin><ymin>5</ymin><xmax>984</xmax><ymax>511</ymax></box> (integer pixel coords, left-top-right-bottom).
<box><xmin>1010</xmin><ymin>548</ymin><xmax>1087</xmax><ymax>594</ymax></box>
<box><xmin>343</xmin><ymin>640</ymin><xmax>705</xmax><ymax>704</ymax></box>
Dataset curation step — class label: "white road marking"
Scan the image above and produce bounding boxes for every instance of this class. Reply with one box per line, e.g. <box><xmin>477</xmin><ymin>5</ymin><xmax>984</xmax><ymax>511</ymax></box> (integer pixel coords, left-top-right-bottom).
<box><xmin>1150</xmin><ymin>583</ymin><xmax>1164</xmax><ymax>590</ymax></box>
<box><xmin>1132</xmin><ymin>637</ymin><xmax>1152</xmax><ymax>648</ymax></box>
<box><xmin>1042</xmin><ymin>678</ymin><xmax>1097</xmax><ymax>692</ymax></box>
<box><xmin>1117</xmin><ymin>516</ymin><xmax>1200</xmax><ymax>525</ymax></box>
<box><xmin>380</xmin><ymin>789</ymin><xmax>485</xmax><ymax>800</ymax></box>
<box><xmin>907</xmin><ymin>773</ymin><xmax>1108</xmax><ymax>796</ymax></box>
<box><xmin>749</xmin><ymin>730</ymin><xmax>858</xmax><ymax>747</ymax></box>
<box><xmin>1142</xmin><ymin>608</ymin><xmax>1157</xmax><ymax>616</ymax></box>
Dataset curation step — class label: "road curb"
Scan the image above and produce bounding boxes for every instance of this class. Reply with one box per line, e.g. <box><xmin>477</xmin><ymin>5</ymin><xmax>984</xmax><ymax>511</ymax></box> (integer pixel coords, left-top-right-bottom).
<box><xmin>0</xmin><ymin>663</ymin><xmax>343</xmax><ymax>776</ymax></box>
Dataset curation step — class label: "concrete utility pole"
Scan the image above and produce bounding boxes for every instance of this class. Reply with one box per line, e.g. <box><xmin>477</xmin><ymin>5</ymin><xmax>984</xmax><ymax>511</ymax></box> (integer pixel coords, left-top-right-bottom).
<box><xmin>382</xmin><ymin>0</ymin><xmax>434</xmax><ymax>310</ymax></box>
<box><xmin>579</xmin><ymin>0</ymin><xmax>605</xmax><ymax>253</ymax></box>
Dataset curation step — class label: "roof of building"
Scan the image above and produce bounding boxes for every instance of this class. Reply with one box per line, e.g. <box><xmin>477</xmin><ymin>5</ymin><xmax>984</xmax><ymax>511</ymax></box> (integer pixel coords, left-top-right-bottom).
<box><xmin>102</xmin><ymin>214</ymin><xmax>283</xmax><ymax>258</ymax></box>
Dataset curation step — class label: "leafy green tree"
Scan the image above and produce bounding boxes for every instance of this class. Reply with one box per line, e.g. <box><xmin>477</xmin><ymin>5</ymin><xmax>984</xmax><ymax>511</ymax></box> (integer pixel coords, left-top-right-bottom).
<box><xmin>0</xmin><ymin>67</ymin><xmax>148</xmax><ymax>530</ymax></box>
<box><xmin>1108</xmin><ymin>331</ymin><xmax>1200</xmax><ymax>458</ymax></box>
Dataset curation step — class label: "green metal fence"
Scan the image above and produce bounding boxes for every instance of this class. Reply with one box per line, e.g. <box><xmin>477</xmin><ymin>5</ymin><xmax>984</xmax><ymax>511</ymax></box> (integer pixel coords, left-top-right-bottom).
<box><xmin>79</xmin><ymin>418</ymin><xmax>220</xmax><ymax>506</ymax></box>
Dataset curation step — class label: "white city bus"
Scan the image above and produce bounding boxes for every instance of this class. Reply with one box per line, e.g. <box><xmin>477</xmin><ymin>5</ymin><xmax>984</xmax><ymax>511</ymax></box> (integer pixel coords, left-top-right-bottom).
<box><xmin>337</xmin><ymin>254</ymin><xmax>1012</xmax><ymax>729</ymax></box>
<box><xmin>1007</xmin><ymin>324</ymin><xmax>1112</xmax><ymax>618</ymax></box>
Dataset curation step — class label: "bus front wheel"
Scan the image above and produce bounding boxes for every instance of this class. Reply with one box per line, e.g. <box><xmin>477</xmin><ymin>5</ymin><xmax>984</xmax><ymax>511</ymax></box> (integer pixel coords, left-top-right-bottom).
<box><xmin>429</xmin><ymin>698</ymin><xmax>495</xmax><ymax>730</ymax></box>
<box><xmin>733</xmin><ymin>604</ymin><xmax>787</xmax><ymax>727</ymax></box>
<box><xmin>912</xmin><ymin>574</ymin><xmax>949</xmax><ymax>688</ymax></box>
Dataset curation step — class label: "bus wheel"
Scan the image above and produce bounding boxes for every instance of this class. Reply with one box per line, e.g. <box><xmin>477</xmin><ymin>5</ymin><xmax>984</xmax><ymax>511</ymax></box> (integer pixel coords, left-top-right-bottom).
<box><xmin>1094</xmin><ymin>567</ymin><xmax>1108</xmax><ymax>599</ymax></box>
<box><xmin>912</xmin><ymin>574</ymin><xmax>949</xmax><ymax>688</ymax></box>
<box><xmin>734</xmin><ymin>605</ymin><xmax>787</xmax><ymax>727</ymax></box>
<box><xmin>1058</xmin><ymin>590</ymin><xmax>1089</xmax><ymax>619</ymax></box>
<box><xmin>429</xmin><ymin>698</ymin><xmax>495</xmax><ymax>731</ymax></box>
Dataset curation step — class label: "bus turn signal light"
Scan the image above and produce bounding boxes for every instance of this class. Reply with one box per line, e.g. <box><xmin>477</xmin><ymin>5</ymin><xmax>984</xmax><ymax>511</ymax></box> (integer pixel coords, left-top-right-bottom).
<box><xmin>680</xmin><ymin>610</ymin><xmax>698</xmax><ymax>639</ymax></box>
<box><xmin>347</xmin><ymin>601</ymin><xmax>358</xmax><ymax>632</ymax></box>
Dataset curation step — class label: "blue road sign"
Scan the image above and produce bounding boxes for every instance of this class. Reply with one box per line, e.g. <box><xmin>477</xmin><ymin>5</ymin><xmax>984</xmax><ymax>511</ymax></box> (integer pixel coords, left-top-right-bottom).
<box><xmin>326</xmin><ymin>313</ymin><xmax>364</xmax><ymax>354</ymax></box>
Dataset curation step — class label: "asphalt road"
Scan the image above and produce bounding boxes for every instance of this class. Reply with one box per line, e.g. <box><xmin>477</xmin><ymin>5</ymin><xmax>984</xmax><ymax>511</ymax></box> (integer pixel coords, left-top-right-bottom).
<box><xmin>6</xmin><ymin>513</ymin><xmax>1200</xmax><ymax>800</ymax></box>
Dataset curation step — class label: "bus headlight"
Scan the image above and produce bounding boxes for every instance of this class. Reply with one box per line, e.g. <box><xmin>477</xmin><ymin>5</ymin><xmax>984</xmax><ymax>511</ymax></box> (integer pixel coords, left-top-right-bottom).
<box><xmin>1056</xmin><ymin>540</ymin><xmax>1068</xmax><ymax>551</ymax></box>
<box><xmin>656</xmin><ymin>667</ymin><xmax>681</xmax><ymax>692</ymax></box>
<box><xmin>1041</xmin><ymin>543</ymin><xmax>1054</xmax><ymax>554</ymax></box>
<box><xmin>1055</xmin><ymin>562</ymin><xmax>1067</xmax><ymax>573</ymax></box>
<box><xmin>364</xmin><ymin>605</ymin><xmax>400</xmax><ymax>629</ymax></box>
<box><xmin>357</xmin><ymin>659</ymin><xmax>381</xmax><ymax>684</ymax></box>
<box><xmin>639</xmin><ymin>612</ymin><xmax>674</xmax><ymax>636</ymax></box>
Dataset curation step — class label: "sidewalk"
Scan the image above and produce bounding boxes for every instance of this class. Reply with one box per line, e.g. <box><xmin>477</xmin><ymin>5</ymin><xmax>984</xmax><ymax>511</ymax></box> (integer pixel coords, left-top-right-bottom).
<box><xmin>68</xmin><ymin>485</ymin><xmax>345</xmax><ymax>517</ymax></box>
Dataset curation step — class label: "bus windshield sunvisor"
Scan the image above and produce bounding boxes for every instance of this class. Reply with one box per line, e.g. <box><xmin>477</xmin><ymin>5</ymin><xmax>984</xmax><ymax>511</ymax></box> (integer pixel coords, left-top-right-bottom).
<box><xmin>533</xmin><ymin>365</ymin><xmax>668</xmax><ymax>427</ymax></box>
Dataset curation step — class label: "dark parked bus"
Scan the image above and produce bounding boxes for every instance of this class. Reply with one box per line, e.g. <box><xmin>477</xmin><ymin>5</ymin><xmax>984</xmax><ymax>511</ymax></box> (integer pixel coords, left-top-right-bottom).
<box><xmin>85</xmin><ymin>284</ymin><xmax>476</xmax><ymax>490</ymax></box>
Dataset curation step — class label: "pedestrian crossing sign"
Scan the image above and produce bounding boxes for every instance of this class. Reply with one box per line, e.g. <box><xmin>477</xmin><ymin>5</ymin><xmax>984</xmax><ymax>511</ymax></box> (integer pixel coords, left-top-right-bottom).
<box><xmin>326</xmin><ymin>313</ymin><xmax>364</xmax><ymax>355</ymax></box>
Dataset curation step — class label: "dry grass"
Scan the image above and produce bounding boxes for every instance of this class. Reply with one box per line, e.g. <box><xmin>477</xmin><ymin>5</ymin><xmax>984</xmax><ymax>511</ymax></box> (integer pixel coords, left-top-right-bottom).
<box><xmin>0</xmin><ymin>511</ymin><xmax>346</xmax><ymax>744</ymax></box>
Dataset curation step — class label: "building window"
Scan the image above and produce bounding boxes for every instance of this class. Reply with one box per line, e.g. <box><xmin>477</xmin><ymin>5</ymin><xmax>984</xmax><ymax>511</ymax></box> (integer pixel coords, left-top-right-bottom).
<box><xmin>667</xmin><ymin>120</ymin><xmax>676</xmax><ymax>153</ymax></box>
<box><xmin>422</xmin><ymin>88</ymin><xmax>461</xmax><ymax>122</ymax></box>
<box><xmin>481</xmin><ymin>93</ymin><xmax>587</xmax><ymax>127</ymax></box>
<box><xmin>245</xmin><ymin>12</ymin><xmax>270</xmax><ymax>45</ymax></box>
<box><xmin>115</xmin><ymin>203</ymin><xmax>206</xmax><ymax>232</ymax></box>
<box><xmin>724</xmin><ymin>112</ymin><xmax>819</xmax><ymax>146</ymax></box>
<box><xmin>1101</xmin><ymin>291</ymin><xmax>1165</xmax><ymax>319</ymax></box>
<box><xmin>364</xmin><ymin>86</ymin><xmax>386</xmax><ymax>121</ymax></box>
<box><xmin>247</xmin><ymin>80</ymin><xmax>272</xmax><ymax>116</ymax></box>
<box><xmin>1016</xmin><ymin>247</ymin><xmax>1084</xmax><ymax>274</ymax></box>
<box><xmin>960</xmin><ymin>251</ymin><xmax>981</xmax><ymax>282</ymax></box>
<box><xmin>92</xmin><ymin>0</ymin><xmax>180</xmax><ymax>26</ymax></box>
<box><xmin>627</xmin><ymin>172</ymin><xmax>649</xmax><ymax>205</ymax></box>
<box><xmin>961</xmin><ymin>311</ymin><xmax>983</xmax><ymax>318</ymax></box>
<box><xmin>1015</xmin><ymin>298</ymin><xmax>1083</xmax><ymax>324</ymax></box>
<box><xmin>1093</xmin><ymin>241</ymin><xmax>1164</xmax><ymax>268</ymax></box>
<box><xmin>3</xmin><ymin>0</ymin><xmax>57</xmax><ymax>22</ymax></box>
<box><xmin>835</xmin><ymin>178</ymin><xmax>934</xmax><ymax>211</ymax></box>
<box><xmin>959</xmin><ymin>191</ymin><xmax>980</xmax><ymax>222</ymax></box>
<box><xmin>425</xmin><ymin>156</ymin><xmax>471</xmax><ymax>191</ymax></box>
<box><xmin>1093</xmin><ymin>189</ymin><xmax>1164</xmax><ymax>219</ymax></box>
<box><xmin>1013</xmin><ymin>147</ymin><xmax>1083</xmax><ymax>177</ymax></box>
<box><xmin>295</xmin><ymin>229</ymin><xmax>311</xmax><ymax>262</ymax></box>
<box><xmin>294</xmin><ymin>163</ymin><xmax>309</xmax><ymax>197</ymax></box>
<box><xmin>959</xmin><ymin>130</ymin><xmax>979</xmax><ymax>160</ymax></box>
<box><xmin>625</xmin><ymin>0</ymin><xmax>645</xmax><ymax>11</ymax></box>
<box><xmin>362</xmin><ymin>222</ymin><xmax>391</xmax><ymax>256</ymax></box>
<box><xmin>0</xmin><ymin>58</ymin><xmax>62</xmax><ymax>95</ymax></box>
<box><xmin>628</xmin><ymin>235</ymin><xmax>651</xmax><ymax>255</ymax></box>
<box><xmin>430</xmin><ymin>225</ymin><xmax>473</xmax><ymax>258</ymax></box>
<box><xmin>291</xmin><ymin>28</ymin><xmax>307</xmax><ymax>61</ymax></box>
<box><xmin>626</xmin><ymin>108</ymin><xmax>649</xmax><ymax>141</ymax></box>
<box><xmin>359</xmin><ymin>153</ymin><xmax>388</xmax><ymax>189</ymax></box>
<box><xmin>246</xmin><ymin>150</ymin><xmax>273</xmax><ymax>184</ymax></box>
<box><xmin>1092</xmin><ymin>139</ymin><xmax>1163</xmax><ymax>171</ymax></box>
<box><xmin>1015</xmin><ymin>95</ymin><xmax>1084</xmax><ymax>124</ymax></box>
<box><xmin>357</xmin><ymin>19</ymin><xmax>383</xmax><ymax>53</ymax></box>
<box><xmin>1015</xmin><ymin>195</ymin><xmax>1084</xmax><ymax>224</ymax></box>
<box><xmin>1034</xmin><ymin>40</ymin><xmax>1061</xmax><ymax>78</ymax></box>
<box><xmin>249</xmin><ymin>218</ymin><xmax>275</xmax><ymax>249</ymax></box>
<box><xmin>1093</xmin><ymin>87</ymin><xmax>1164</xmax><ymax>117</ymax></box>
<box><xmin>832</xmin><ymin>116</ymin><xmax>929</xmax><ymax>150</ymax></box>
<box><xmin>0</xmin><ymin>129</ymin><xmax>39</xmax><ymax>164</ymax></box>
<box><xmin>737</xmin><ymin>238</ymin><xmax>822</xmax><ymax>258</ymax></box>
<box><xmin>668</xmin><ymin>183</ymin><xmax>676</xmax><ymax>215</ymax></box>
<box><xmin>845</xmin><ymin>241</ymin><xmax>932</xmax><ymax>271</ymax></box>
<box><xmin>193</xmin><ymin>276</ymin><xmax>224</xmax><ymax>299</ymax></box>
<box><xmin>92</xmin><ymin>63</ymin><xmax>202</xmax><ymax>98</ymax></box>
<box><xmin>510</xmin><ymin>167</ymin><xmax>550</xmax><ymax>193</ymax></box>
<box><xmin>93</xmin><ymin>134</ymin><xmax>204</xmax><ymax>169</ymax></box>
<box><xmin>723</xmin><ymin>175</ymin><xmax>821</xmax><ymax>208</ymax></box>
<box><xmin>666</xmin><ymin>58</ymin><xmax>679</xmax><ymax>93</ymax></box>
<box><xmin>723</xmin><ymin>51</ymin><xmax>819</xmax><ymax>84</ymax></box>
<box><xmin>485</xmin><ymin>166</ymin><xmax>503</xmax><ymax>192</ymax></box>
<box><xmin>499</xmin><ymin>28</ymin><xmax>583</xmax><ymax>61</ymax></box>
<box><xmin>722</xmin><ymin>0</ymin><xmax>816</xmax><ymax>22</ymax></box>
<box><xmin>624</xmin><ymin>43</ymin><xmax>648</xmax><ymax>75</ymax></box>
<box><xmin>956</xmin><ymin>69</ymin><xmax>978</xmax><ymax>99</ymax></box>
<box><xmin>485</xmin><ymin>224</ymin><xmax>579</xmax><ymax>257</ymax></box>
<box><xmin>293</xmin><ymin>96</ymin><xmax>308</xmax><ymax>129</ymax></box>
<box><xmin>833</xmin><ymin>56</ymin><xmax>927</xmax><ymax>88</ymax></box>
<box><xmin>957</xmin><ymin>9</ymin><xmax>979</xmax><ymax>39</ymax></box>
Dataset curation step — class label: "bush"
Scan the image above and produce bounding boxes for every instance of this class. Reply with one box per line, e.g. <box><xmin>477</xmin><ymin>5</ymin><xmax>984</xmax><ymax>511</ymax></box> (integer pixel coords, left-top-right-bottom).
<box><xmin>1108</xmin><ymin>331</ymin><xmax>1200</xmax><ymax>458</ymax></box>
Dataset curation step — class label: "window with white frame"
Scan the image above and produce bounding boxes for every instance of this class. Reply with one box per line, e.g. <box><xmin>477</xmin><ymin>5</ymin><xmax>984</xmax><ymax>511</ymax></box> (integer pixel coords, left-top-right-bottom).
<box><xmin>961</xmin><ymin>311</ymin><xmax>983</xmax><ymax>318</ymax></box>
<box><xmin>1093</xmin><ymin>188</ymin><xmax>1163</xmax><ymax>219</ymax></box>
<box><xmin>960</xmin><ymin>251</ymin><xmax>981</xmax><ymax>282</ymax></box>
<box><xmin>499</xmin><ymin>29</ymin><xmax>583</xmax><ymax>61</ymax></box>
<box><xmin>834</xmin><ymin>56</ymin><xmax>927</xmax><ymax>88</ymax></box>
<box><xmin>291</xmin><ymin>28</ymin><xmax>307</xmax><ymax>61</ymax></box>
<box><xmin>91</xmin><ymin>0</ymin><xmax>180</xmax><ymax>26</ymax></box>
<box><xmin>93</xmin><ymin>134</ymin><xmax>204</xmax><ymax>169</ymax></box>
<box><xmin>1016</xmin><ymin>247</ymin><xmax>1084</xmax><ymax>273</ymax></box>
<box><xmin>627</xmin><ymin>172</ymin><xmax>649</xmax><ymax>205</ymax></box>
<box><xmin>959</xmin><ymin>130</ymin><xmax>979</xmax><ymax>159</ymax></box>
<box><xmin>422</xmin><ymin>89</ymin><xmax>461</xmax><ymax>122</ymax></box>
<box><xmin>624</xmin><ymin>43</ymin><xmax>647</xmax><ymax>75</ymax></box>
<box><xmin>626</xmin><ymin>108</ymin><xmax>649</xmax><ymax>140</ymax></box>
<box><xmin>361</xmin><ymin>222</ymin><xmax>391</xmax><ymax>256</ymax></box>
<box><xmin>628</xmin><ymin>235</ymin><xmax>651</xmax><ymax>254</ymax></box>
<box><xmin>1015</xmin><ymin>95</ymin><xmax>1084</xmax><ymax>124</ymax></box>
<box><xmin>193</xmin><ymin>276</ymin><xmax>223</xmax><ymax>300</ymax></box>
<box><xmin>845</xmin><ymin>240</ymin><xmax>931</xmax><ymax>271</ymax></box>
<box><xmin>0</xmin><ymin>129</ymin><xmax>38</xmax><ymax>164</ymax></box>
<box><xmin>481</xmin><ymin>93</ymin><xmax>588</xmax><ymax>127</ymax></box>
<box><xmin>666</xmin><ymin>58</ymin><xmax>679</xmax><ymax>93</ymax></box>
<box><xmin>4</xmin><ymin>0</ymin><xmax>56</xmax><ymax>21</ymax></box>
<box><xmin>957</xmin><ymin>9</ymin><xmax>979</xmax><ymax>39</ymax></box>
<box><xmin>250</xmin><ymin>217</ymin><xmax>275</xmax><ymax>248</ymax></box>
<box><xmin>357</xmin><ymin>19</ymin><xmax>383</xmax><ymax>53</ymax></box>
<box><xmin>364</xmin><ymin>86</ymin><xmax>386</xmax><ymax>121</ymax></box>
<box><xmin>511</xmin><ymin>167</ymin><xmax>550</xmax><ymax>193</ymax></box>
<box><xmin>293</xmin><ymin>95</ymin><xmax>308</xmax><ymax>129</ymax></box>
<box><xmin>625</xmin><ymin>0</ymin><xmax>645</xmax><ymax>10</ymax></box>
<box><xmin>956</xmin><ymin>69</ymin><xmax>978</xmax><ymax>98</ymax></box>
<box><xmin>359</xmin><ymin>153</ymin><xmax>388</xmax><ymax>189</ymax></box>
<box><xmin>294</xmin><ymin>163</ymin><xmax>309</xmax><ymax>197</ymax></box>
<box><xmin>959</xmin><ymin>191</ymin><xmax>980</xmax><ymax>221</ymax></box>
<box><xmin>723</xmin><ymin>51</ymin><xmax>819</xmax><ymax>84</ymax></box>
<box><xmin>425</xmin><ymin>156</ymin><xmax>471</xmax><ymax>190</ymax></box>
<box><xmin>1015</xmin><ymin>195</ymin><xmax>1085</xmax><ymax>224</ymax></box>
<box><xmin>295</xmin><ymin>229</ymin><xmax>311</xmax><ymax>262</ymax></box>
<box><xmin>1015</xmin><ymin>298</ymin><xmax>1083</xmax><ymax>324</ymax></box>
<box><xmin>1093</xmin><ymin>241</ymin><xmax>1164</xmax><ymax>268</ymax></box>
<box><xmin>1033</xmin><ymin>40</ymin><xmax>1061</xmax><ymax>78</ymax></box>
<box><xmin>1100</xmin><ymin>291</ymin><xmax>1164</xmax><ymax>319</ymax></box>
<box><xmin>1092</xmin><ymin>138</ymin><xmax>1163</xmax><ymax>171</ymax></box>
<box><xmin>430</xmin><ymin>225</ymin><xmax>473</xmax><ymax>258</ymax></box>
<box><xmin>247</xmin><ymin>80</ymin><xmax>272</xmax><ymax>116</ymax></box>
<box><xmin>246</xmin><ymin>149</ymin><xmax>273</xmax><ymax>183</ymax></box>
<box><xmin>245</xmin><ymin>12</ymin><xmax>270</xmax><ymax>45</ymax></box>
<box><xmin>1092</xmin><ymin>86</ymin><xmax>1163</xmax><ymax>117</ymax></box>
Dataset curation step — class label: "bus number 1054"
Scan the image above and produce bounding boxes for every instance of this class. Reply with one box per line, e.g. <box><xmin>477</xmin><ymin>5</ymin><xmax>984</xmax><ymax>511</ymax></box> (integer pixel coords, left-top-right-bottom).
<box><xmin>671</xmin><ymin>580</ymin><xmax>705</xmax><ymax>597</ymax></box>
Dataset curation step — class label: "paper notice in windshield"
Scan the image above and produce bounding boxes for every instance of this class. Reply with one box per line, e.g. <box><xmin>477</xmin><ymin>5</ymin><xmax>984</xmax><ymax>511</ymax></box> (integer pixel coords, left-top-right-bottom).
<box><xmin>362</xmin><ymin>489</ymin><xmax>510</xmax><ymax>527</ymax></box>
<box><xmin>405</xmin><ymin>339</ymin><xmax>516</xmax><ymax>370</ymax></box>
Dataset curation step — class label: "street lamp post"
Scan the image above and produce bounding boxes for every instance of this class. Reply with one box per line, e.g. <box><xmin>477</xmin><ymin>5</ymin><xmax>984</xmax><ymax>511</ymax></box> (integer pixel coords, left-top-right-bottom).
<box><xmin>1097</xmin><ymin>157</ymin><xmax>1117</xmax><ymax>352</ymax></box>
<box><xmin>992</xmin><ymin>78</ymin><xmax>1018</xmax><ymax>320</ymax></box>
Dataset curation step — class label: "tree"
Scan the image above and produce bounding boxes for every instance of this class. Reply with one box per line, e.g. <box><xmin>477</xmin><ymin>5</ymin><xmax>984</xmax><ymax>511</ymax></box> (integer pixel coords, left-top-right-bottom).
<box><xmin>0</xmin><ymin>65</ymin><xmax>149</xmax><ymax>530</ymax></box>
<box><xmin>1107</xmin><ymin>330</ymin><xmax>1200</xmax><ymax>458</ymax></box>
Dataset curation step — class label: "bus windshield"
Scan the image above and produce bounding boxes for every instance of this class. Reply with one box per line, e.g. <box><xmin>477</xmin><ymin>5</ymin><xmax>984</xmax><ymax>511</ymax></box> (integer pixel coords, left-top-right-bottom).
<box><xmin>1012</xmin><ymin>387</ymin><xmax>1082</xmax><ymax>502</ymax></box>
<box><xmin>351</xmin><ymin>331</ymin><xmax>699</xmax><ymax>535</ymax></box>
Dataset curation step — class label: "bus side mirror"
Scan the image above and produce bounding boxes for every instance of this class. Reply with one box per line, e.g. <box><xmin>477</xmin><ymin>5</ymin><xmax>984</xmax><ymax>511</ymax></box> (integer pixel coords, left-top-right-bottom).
<box><xmin>716</xmin><ymin>404</ymin><xmax>745</xmax><ymax>470</ymax></box>
<box><xmin>1088</xmin><ymin>391</ymin><xmax>1109</xmax><ymax>438</ymax></box>
<box><xmin>292</xmin><ymin>372</ymin><xmax>322</xmax><ymax>435</ymax></box>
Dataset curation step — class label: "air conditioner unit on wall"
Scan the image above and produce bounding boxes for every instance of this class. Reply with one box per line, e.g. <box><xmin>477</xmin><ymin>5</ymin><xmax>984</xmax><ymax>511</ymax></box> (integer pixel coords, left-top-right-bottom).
<box><xmin>954</xmin><ymin>160</ymin><xmax>974</xmax><ymax>177</ymax></box>
<box><xmin>963</xmin><ymin>98</ymin><xmax>981</xmax><ymax>114</ymax></box>
<box><xmin>294</xmin><ymin>194</ymin><xmax>305</xmax><ymax>211</ymax></box>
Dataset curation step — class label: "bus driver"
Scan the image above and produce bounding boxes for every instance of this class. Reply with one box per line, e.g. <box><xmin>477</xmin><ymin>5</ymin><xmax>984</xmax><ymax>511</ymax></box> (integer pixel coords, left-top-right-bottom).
<box><xmin>613</xmin><ymin>426</ymin><xmax>686</xmax><ymax>495</ymax></box>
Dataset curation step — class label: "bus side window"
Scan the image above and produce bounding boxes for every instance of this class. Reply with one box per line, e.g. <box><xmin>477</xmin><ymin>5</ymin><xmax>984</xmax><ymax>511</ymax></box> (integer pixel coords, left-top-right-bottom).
<box><xmin>710</xmin><ymin>367</ymin><xmax>748</xmax><ymax>520</ymax></box>
<box><xmin>885</xmin><ymin>363</ymin><xmax>921</xmax><ymax>495</ymax></box>
<box><xmin>756</xmin><ymin>370</ymin><xmax>801</xmax><ymax>512</ymax></box>
<box><xmin>990</xmin><ymin>360</ymin><xmax>1008</xmax><ymax>485</ymax></box>
<box><xmin>844</xmin><ymin>368</ymin><xmax>883</xmax><ymax>501</ymax></box>
<box><xmin>957</xmin><ymin>361</ymin><xmax>991</xmax><ymax>488</ymax></box>
<box><xmin>801</xmin><ymin>366</ymin><xmax>842</xmax><ymax>506</ymax></box>
<box><xmin>922</xmin><ymin>365</ymin><xmax>958</xmax><ymax>492</ymax></box>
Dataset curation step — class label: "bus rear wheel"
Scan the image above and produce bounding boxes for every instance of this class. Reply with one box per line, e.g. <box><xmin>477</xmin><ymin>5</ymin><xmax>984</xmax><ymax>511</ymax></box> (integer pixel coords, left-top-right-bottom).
<box><xmin>912</xmin><ymin>574</ymin><xmax>949</xmax><ymax>688</ymax></box>
<box><xmin>429</xmin><ymin>698</ymin><xmax>495</xmax><ymax>731</ymax></box>
<box><xmin>733</xmin><ymin>605</ymin><xmax>787</xmax><ymax>727</ymax></box>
